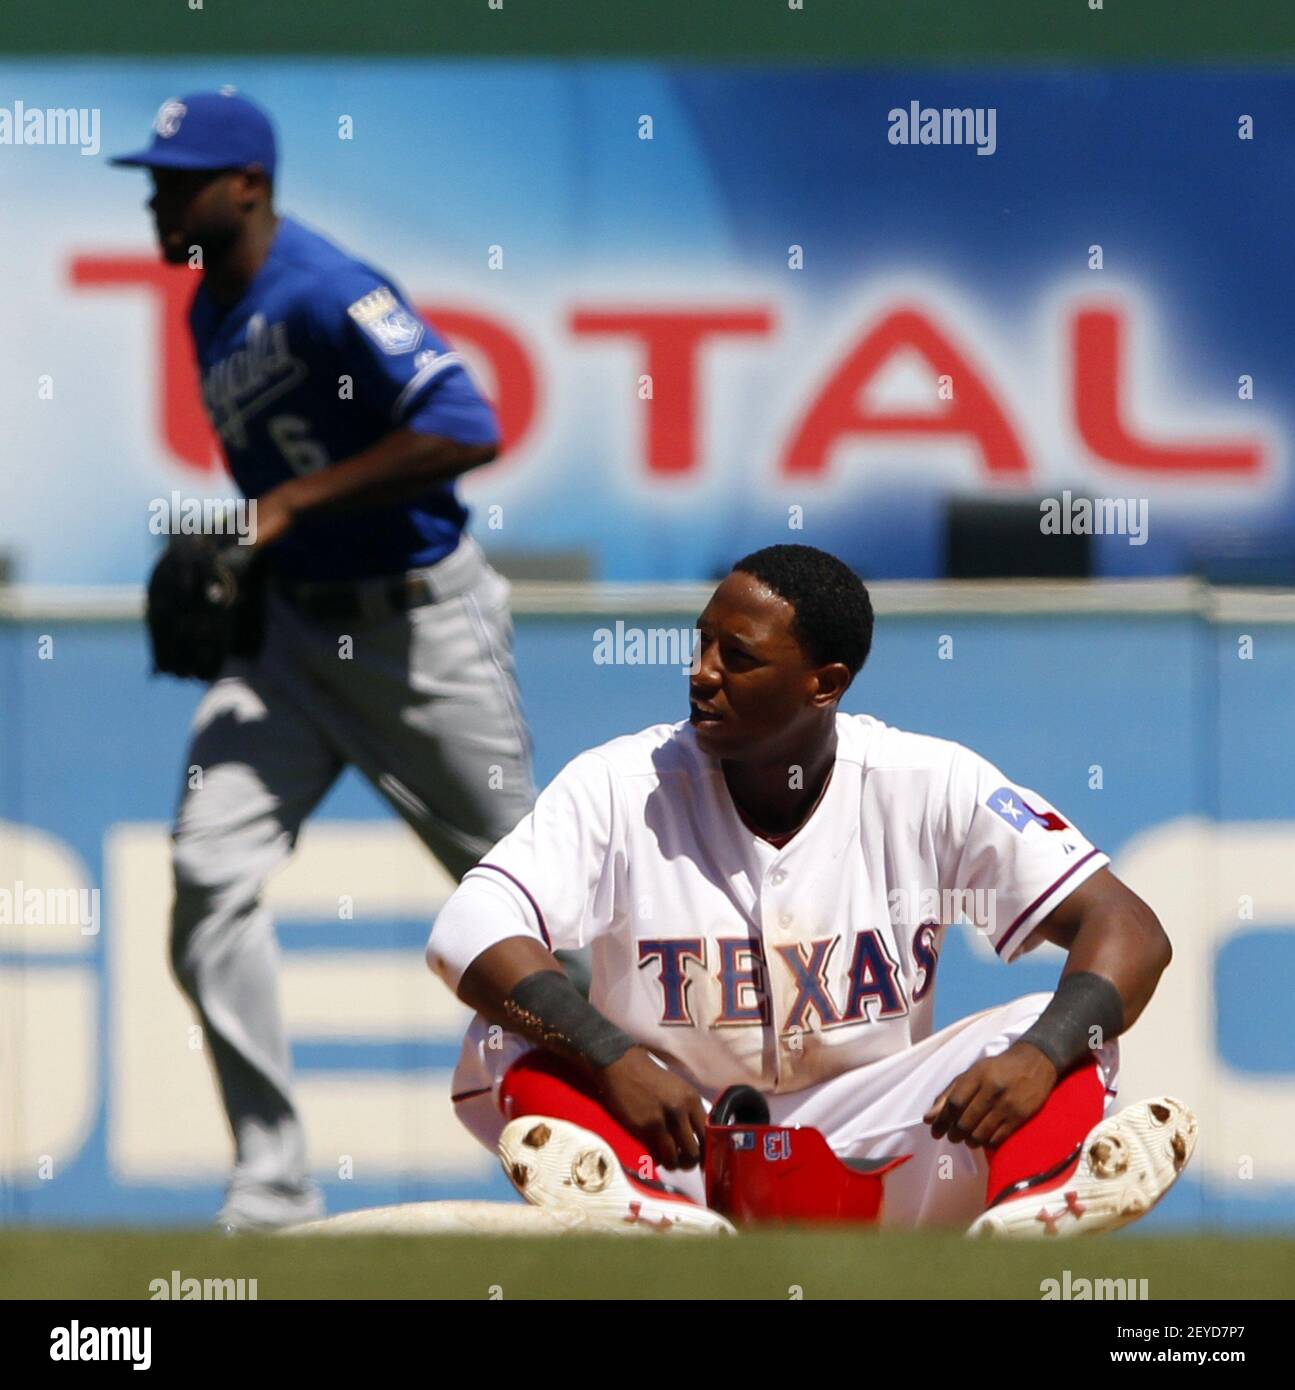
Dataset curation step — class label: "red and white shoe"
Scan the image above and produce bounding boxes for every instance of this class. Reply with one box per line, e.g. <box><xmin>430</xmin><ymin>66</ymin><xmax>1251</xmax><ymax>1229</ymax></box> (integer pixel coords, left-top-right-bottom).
<box><xmin>498</xmin><ymin>1116</ymin><xmax>736</xmax><ymax>1236</ymax></box>
<box><xmin>968</xmin><ymin>1096</ymin><xmax>1198</xmax><ymax>1238</ymax></box>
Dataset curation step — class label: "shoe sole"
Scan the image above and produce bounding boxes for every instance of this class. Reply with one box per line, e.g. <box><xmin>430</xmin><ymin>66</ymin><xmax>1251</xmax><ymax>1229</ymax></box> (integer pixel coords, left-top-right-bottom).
<box><xmin>216</xmin><ymin>1193</ymin><xmax>326</xmax><ymax>1234</ymax></box>
<box><xmin>968</xmin><ymin>1096</ymin><xmax>1198</xmax><ymax>1238</ymax></box>
<box><xmin>498</xmin><ymin>1116</ymin><xmax>735</xmax><ymax>1235</ymax></box>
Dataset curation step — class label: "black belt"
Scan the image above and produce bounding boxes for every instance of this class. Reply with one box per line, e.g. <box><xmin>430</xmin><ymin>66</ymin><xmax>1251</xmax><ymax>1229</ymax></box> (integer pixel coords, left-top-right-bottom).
<box><xmin>276</xmin><ymin>571</ymin><xmax>439</xmax><ymax>622</ymax></box>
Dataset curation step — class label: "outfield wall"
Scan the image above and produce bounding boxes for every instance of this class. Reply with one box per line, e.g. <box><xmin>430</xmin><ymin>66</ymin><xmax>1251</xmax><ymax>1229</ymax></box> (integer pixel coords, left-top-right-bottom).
<box><xmin>1</xmin><ymin>580</ymin><xmax>1292</xmax><ymax>1229</ymax></box>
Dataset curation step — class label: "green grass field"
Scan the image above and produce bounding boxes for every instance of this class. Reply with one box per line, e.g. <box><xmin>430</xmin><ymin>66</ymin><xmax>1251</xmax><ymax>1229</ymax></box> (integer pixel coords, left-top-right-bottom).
<box><xmin>3</xmin><ymin>1229</ymin><xmax>1293</xmax><ymax>1300</ymax></box>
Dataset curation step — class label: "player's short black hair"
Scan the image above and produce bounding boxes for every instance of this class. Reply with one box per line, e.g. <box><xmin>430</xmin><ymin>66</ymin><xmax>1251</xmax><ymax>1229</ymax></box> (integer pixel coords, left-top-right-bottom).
<box><xmin>730</xmin><ymin>544</ymin><xmax>874</xmax><ymax>680</ymax></box>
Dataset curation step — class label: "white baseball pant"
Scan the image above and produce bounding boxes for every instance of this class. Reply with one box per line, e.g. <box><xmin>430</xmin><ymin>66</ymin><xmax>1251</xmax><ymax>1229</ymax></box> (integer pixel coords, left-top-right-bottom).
<box><xmin>453</xmin><ymin>991</ymin><xmax>1120</xmax><ymax>1228</ymax></box>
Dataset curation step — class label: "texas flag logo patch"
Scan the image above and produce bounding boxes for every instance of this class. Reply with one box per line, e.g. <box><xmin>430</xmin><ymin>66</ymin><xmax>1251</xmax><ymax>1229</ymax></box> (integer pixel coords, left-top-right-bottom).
<box><xmin>987</xmin><ymin>786</ymin><xmax>1069</xmax><ymax>833</ymax></box>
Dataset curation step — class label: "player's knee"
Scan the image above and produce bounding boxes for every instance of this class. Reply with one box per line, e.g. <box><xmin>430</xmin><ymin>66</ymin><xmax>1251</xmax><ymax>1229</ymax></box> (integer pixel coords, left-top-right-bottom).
<box><xmin>168</xmin><ymin>860</ymin><xmax>206</xmax><ymax>989</ymax></box>
<box><xmin>169</xmin><ymin>914</ymin><xmax>198</xmax><ymax>994</ymax></box>
<box><xmin>168</xmin><ymin>836</ymin><xmax>243</xmax><ymax>982</ymax></box>
<box><xmin>171</xmin><ymin>834</ymin><xmax>213</xmax><ymax>912</ymax></box>
<box><xmin>1009</xmin><ymin>990</ymin><xmax>1055</xmax><ymax>1027</ymax></box>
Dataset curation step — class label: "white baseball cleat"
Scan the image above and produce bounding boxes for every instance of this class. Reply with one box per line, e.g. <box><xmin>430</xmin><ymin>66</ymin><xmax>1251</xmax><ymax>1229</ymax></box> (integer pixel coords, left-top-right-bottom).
<box><xmin>215</xmin><ymin>1178</ymin><xmax>325</xmax><ymax>1234</ymax></box>
<box><xmin>498</xmin><ymin>1116</ymin><xmax>736</xmax><ymax>1236</ymax></box>
<box><xmin>968</xmin><ymin>1096</ymin><xmax>1198</xmax><ymax>1238</ymax></box>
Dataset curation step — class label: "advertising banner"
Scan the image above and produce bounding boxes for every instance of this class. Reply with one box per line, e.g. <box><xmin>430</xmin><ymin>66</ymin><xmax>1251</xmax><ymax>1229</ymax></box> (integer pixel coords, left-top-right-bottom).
<box><xmin>0</xmin><ymin>61</ymin><xmax>1290</xmax><ymax>583</ymax></box>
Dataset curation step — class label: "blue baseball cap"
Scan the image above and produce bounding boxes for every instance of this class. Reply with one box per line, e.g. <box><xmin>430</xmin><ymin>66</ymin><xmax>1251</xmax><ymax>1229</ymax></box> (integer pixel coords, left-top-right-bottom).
<box><xmin>110</xmin><ymin>90</ymin><xmax>276</xmax><ymax>177</ymax></box>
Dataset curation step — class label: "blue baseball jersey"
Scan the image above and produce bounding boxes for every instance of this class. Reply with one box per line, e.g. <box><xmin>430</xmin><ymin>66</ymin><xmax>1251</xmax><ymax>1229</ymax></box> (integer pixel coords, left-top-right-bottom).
<box><xmin>189</xmin><ymin>216</ymin><xmax>498</xmax><ymax>581</ymax></box>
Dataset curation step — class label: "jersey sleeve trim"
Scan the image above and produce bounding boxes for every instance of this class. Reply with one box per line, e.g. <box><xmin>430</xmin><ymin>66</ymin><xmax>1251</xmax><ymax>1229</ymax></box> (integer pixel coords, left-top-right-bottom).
<box><xmin>390</xmin><ymin>350</ymin><xmax>465</xmax><ymax>424</ymax></box>
<box><xmin>466</xmin><ymin>863</ymin><xmax>553</xmax><ymax>949</ymax></box>
<box><xmin>995</xmin><ymin>848</ymin><xmax>1106</xmax><ymax>962</ymax></box>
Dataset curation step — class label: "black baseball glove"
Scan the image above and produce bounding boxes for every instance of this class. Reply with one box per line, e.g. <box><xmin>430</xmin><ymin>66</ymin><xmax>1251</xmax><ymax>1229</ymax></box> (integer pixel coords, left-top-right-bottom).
<box><xmin>145</xmin><ymin>534</ymin><xmax>267</xmax><ymax>681</ymax></box>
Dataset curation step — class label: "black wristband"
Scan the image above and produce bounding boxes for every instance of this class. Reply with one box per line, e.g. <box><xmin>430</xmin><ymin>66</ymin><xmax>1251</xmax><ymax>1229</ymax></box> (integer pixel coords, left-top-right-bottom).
<box><xmin>506</xmin><ymin>969</ymin><xmax>637</xmax><ymax>1070</ymax></box>
<box><xmin>1018</xmin><ymin>971</ymin><xmax>1124</xmax><ymax>1074</ymax></box>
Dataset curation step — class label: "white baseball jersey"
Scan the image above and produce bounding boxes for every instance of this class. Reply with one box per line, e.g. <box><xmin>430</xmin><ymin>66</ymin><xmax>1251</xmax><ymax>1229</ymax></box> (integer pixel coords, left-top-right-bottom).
<box><xmin>428</xmin><ymin>713</ymin><xmax>1107</xmax><ymax>1096</ymax></box>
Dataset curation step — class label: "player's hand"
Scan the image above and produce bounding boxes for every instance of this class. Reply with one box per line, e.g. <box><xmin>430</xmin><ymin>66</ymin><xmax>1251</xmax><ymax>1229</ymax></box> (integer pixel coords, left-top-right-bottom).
<box><xmin>923</xmin><ymin>1042</ymin><xmax>1059</xmax><ymax>1149</ymax></box>
<box><xmin>592</xmin><ymin>1045</ymin><xmax>709</xmax><ymax>1172</ymax></box>
<box><xmin>248</xmin><ymin>482</ymin><xmax>300</xmax><ymax>550</ymax></box>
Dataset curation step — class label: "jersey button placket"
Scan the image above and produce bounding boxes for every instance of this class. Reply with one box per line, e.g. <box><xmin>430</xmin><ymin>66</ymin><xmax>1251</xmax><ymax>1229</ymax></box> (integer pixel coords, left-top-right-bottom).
<box><xmin>763</xmin><ymin>862</ymin><xmax>792</xmax><ymax>1091</ymax></box>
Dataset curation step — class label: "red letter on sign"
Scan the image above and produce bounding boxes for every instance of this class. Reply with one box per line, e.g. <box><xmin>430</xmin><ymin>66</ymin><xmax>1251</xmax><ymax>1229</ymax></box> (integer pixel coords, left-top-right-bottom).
<box><xmin>783</xmin><ymin>304</ymin><xmax>1028</xmax><ymax>478</ymax></box>
<box><xmin>416</xmin><ymin>306</ymin><xmax>538</xmax><ymax>461</ymax></box>
<box><xmin>69</xmin><ymin>255</ymin><xmax>220</xmax><ymax>474</ymax></box>
<box><xmin>570</xmin><ymin>309</ymin><xmax>772</xmax><ymax>476</ymax></box>
<box><xmin>783</xmin><ymin>307</ymin><xmax>1028</xmax><ymax>478</ymax></box>
<box><xmin>1072</xmin><ymin>305</ymin><xmax>1262</xmax><ymax>476</ymax></box>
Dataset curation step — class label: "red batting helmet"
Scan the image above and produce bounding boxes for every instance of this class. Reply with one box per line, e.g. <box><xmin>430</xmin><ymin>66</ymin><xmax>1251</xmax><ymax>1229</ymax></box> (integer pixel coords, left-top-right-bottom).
<box><xmin>705</xmin><ymin>1085</ymin><xmax>910</xmax><ymax>1226</ymax></box>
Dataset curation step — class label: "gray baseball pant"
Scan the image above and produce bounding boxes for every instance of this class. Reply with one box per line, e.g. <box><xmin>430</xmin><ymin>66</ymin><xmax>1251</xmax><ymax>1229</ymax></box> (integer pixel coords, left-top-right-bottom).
<box><xmin>168</xmin><ymin>537</ymin><xmax>535</xmax><ymax>1228</ymax></box>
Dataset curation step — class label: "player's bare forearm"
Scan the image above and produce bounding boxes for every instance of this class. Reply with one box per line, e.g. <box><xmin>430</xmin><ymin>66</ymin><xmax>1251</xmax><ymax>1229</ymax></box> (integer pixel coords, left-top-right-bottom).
<box><xmin>1029</xmin><ymin>866</ymin><xmax>1173</xmax><ymax>1032</ymax></box>
<box><xmin>457</xmin><ymin>937</ymin><xmax>636</xmax><ymax>1077</ymax></box>
<box><xmin>925</xmin><ymin>869</ymin><xmax>1172</xmax><ymax>1148</ymax></box>
<box><xmin>456</xmin><ymin>937</ymin><xmax>708</xmax><ymax>1170</ymax></box>
<box><xmin>456</xmin><ymin>936</ymin><xmax>568</xmax><ymax>1030</ymax></box>
<box><xmin>250</xmin><ymin>428</ymin><xmax>498</xmax><ymax>547</ymax></box>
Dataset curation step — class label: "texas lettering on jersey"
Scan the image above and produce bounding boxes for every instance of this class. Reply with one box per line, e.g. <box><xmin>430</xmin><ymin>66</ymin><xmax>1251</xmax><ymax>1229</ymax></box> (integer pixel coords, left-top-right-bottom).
<box><xmin>636</xmin><ymin>931</ymin><xmax>908</xmax><ymax>1033</ymax></box>
<box><xmin>431</xmin><ymin>713</ymin><xmax>1108</xmax><ymax>1095</ymax></box>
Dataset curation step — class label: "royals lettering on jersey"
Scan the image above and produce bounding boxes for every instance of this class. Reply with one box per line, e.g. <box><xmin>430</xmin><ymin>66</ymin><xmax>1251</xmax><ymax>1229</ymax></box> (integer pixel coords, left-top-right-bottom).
<box><xmin>188</xmin><ymin>217</ymin><xmax>499</xmax><ymax>580</ymax></box>
<box><xmin>429</xmin><ymin>714</ymin><xmax>1108</xmax><ymax>1095</ymax></box>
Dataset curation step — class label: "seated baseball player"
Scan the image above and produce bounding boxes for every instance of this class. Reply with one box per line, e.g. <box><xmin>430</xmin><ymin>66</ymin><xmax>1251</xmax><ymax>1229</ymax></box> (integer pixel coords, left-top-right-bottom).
<box><xmin>426</xmin><ymin>544</ymin><xmax>1196</xmax><ymax>1236</ymax></box>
